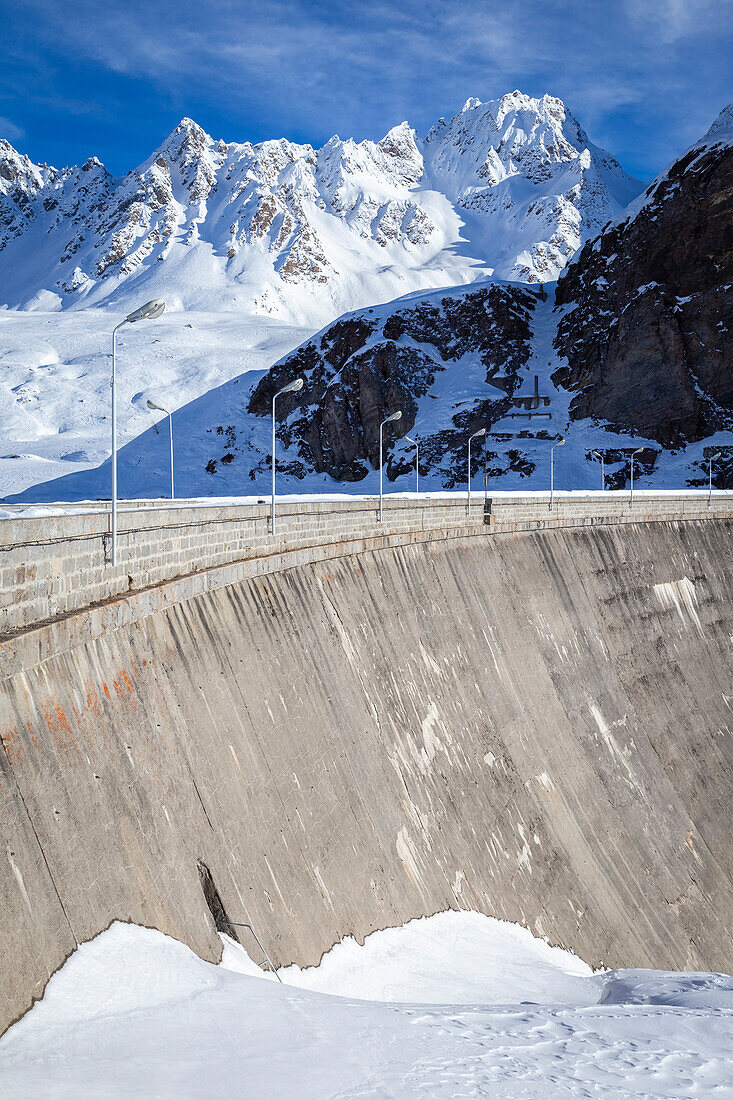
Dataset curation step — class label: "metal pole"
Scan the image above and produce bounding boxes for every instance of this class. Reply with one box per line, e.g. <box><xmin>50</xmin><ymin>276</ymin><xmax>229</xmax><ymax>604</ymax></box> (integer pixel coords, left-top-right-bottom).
<box><xmin>467</xmin><ymin>429</ymin><xmax>485</xmax><ymax>514</ymax></box>
<box><xmin>111</xmin><ymin>320</ymin><xmax>125</xmax><ymax>567</ymax></box>
<box><xmin>405</xmin><ymin>435</ymin><xmax>418</xmax><ymax>495</ymax></box>
<box><xmin>630</xmin><ymin>448</ymin><xmax>643</xmax><ymax>507</ymax></box>
<box><xmin>379</xmin><ymin>421</ymin><xmax>384</xmax><ymax>523</ymax></box>
<box><xmin>378</xmin><ymin>411</ymin><xmax>401</xmax><ymax>521</ymax></box>
<box><xmin>550</xmin><ymin>447</ymin><xmax>554</xmax><ymax>511</ymax></box>
<box><xmin>219</xmin><ymin>922</ymin><xmax>283</xmax><ymax>982</ymax></box>
<box><xmin>708</xmin><ymin>453</ymin><xmax>721</xmax><ymax>507</ymax></box>
<box><xmin>271</xmin><ymin>392</ymin><xmax>277</xmax><ymax>534</ymax></box>
<box><xmin>110</xmin><ymin>299</ymin><xmax>165</xmax><ymax>561</ymax></box>
<box><xmin>550</xmin><ymin>439</ymin><xmax>565</xmax><ymax>510</ymax></box>
<box><xmin>467</xmin><ymin>435</ymin><xmax>472</xmax><ymax>515</ymax></box>
<box><xmin>169</xmin><ymin>412</ymin><xmax>175</xmax><ymax>500</ymax></box>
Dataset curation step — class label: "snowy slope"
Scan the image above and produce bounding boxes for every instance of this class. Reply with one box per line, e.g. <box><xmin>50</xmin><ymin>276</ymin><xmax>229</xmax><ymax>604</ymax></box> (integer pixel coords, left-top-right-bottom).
<box><xmin>4</xmin><ymin>99</ymin><xmax>731</xmax><ymax>504</ymax></box>
<box><xmin>0</xmin><ymin>914</ymin><xmax>731</xmax><ymax>1098</ymax></box>
<box><xmin>12</xmin><ymin>276</ymin><xmax>729</xmax><ymax>504</ymax></box>
<box><xmin>0</xmin><ymin>309</ymin><xmax>310</xmax><ymax>497</ymax></box>
<box><xmin>0</xmin><ymin>92</ymin><xmax>643</xmax><ymax>324</ymax></box>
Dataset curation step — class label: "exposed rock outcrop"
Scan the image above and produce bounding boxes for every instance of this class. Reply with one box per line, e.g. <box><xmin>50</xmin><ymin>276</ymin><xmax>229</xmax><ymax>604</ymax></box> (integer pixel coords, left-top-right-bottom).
<box><xmin>553</xmin><ymin>110</ymin><xmax>733</xmax><ymax>445</ymax></box>
<box><xmin>241</xmin><ymin>107</ymin><xmax>732</xmax><ymax>491</ymax></box>
<box><xmin>248</xmin><ymin>284</ymin><xmax>539</xmax><ymax>482</ymax></box>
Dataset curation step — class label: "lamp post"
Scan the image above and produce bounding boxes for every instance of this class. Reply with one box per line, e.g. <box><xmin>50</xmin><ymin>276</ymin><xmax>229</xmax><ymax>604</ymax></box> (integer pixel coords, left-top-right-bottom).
<box><xmin>592</xmin><ymin>449</ymin><xmax>605</xmax><ymax>491</ymax></box>
<box><xmin>549</xmin><ymin>437</ymin><xmax>565</xmax><ymax>510</ymax></box>
<box><xmin>467</xmin><ymin>428</ymin><xmax>486</xmax><ymax>515</ymax></box>
<box><xmin>271</xmin><ymin>377</ymin><xmax>304</xmax><ymax>535</ymax></box>
<box><xmin>708</xmin><ymin>452</ymin><xmax>722</xmax><ymax>507</ymax></box>
<box><xmin>146</xmin><ymin>399</ymin><xmax>175</xmax><ymax>500</ymax></box>
<box><xmin>404</xmin><ymin>435</ymin><xmax>419</xmax><ymax>495</ymax></box>
<box><xmin>111</xmin><ymin>298</ymin><xmax>165</xmax><ymax>566</ymax></box>
<box><xmin>379</xmin><ymin>411</ymin><xmax>402</xmax><ymax>522</ymax></box>
<box><xmin>629</xmin><ymin>447</ymin><xmax>644</xmax><ymax>507</ymax></box>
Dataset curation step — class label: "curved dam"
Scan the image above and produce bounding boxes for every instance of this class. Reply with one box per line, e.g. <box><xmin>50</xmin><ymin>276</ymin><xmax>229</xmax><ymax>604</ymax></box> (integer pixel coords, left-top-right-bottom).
<box><xmin>1</xmin><ymin>495</ymin><xmax>732</xmax><ymax>1032</ymax></box>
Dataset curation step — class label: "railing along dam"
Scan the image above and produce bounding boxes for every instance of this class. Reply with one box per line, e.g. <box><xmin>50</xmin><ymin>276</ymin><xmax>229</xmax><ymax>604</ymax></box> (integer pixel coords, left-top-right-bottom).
<box><xmin>1</xmin><ymin>493</ymin><xmax>732</xmax><ymax>1033</ymax></box>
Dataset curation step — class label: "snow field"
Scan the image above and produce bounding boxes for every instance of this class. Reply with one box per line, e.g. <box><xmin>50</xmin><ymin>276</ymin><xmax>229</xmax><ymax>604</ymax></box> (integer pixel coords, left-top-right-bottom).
<box><xmin>1</xmin><ymin>912</ymin><xmax>731</xmax><ymax>1098</ymax></box>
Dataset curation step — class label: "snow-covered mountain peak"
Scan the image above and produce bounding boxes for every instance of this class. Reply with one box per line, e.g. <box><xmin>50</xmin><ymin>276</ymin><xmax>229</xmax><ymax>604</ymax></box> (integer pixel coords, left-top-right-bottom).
<box><xmin>0</xmin><ymin>93</ymin><xmax>645</xmax><ymax>315</ymax></box>
<box><xmin>701</xmin><ymin>102</ymin><xmax>733</xmax><ymax>146</ymax></box>
<box><xmin>425</xmin><ymin>90</ymin><xmax>608</xmax><ymax>189</ymax></box>
<box><xmin>0</xmin><ymin>138</ymin><xmax>54</xmax><ymax>197</ymax></box>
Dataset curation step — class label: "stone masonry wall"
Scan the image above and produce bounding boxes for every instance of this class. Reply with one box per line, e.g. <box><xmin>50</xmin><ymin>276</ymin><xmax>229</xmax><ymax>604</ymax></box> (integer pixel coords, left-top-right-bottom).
<box><xmin>1</xmin><ymin>493</ymin><xmax>730</xmax><ymax>636</ymax></box>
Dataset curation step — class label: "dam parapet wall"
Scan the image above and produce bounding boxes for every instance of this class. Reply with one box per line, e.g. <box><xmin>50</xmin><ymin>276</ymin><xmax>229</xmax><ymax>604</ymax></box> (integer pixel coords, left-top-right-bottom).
<box><xmin>2</xmin><ymin>492</ymin><xmax>730</xmax><ymax>637</ymax></box>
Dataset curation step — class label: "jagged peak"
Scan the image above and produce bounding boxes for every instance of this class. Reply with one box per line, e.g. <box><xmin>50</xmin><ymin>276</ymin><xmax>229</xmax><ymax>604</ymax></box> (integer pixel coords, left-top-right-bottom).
<box><xmin>701</xmin><ymin>103</ymin><xmax>733</xmax><ymax>147</ymax></box>
<box><xmin>378</xmin><ymin>121</ymin><xmax>419</xmax><ymax>154</ymax></box>
<box><xmin>0</xmin><ymin>138</ymin><xmax>54</xmax><ymax>191</ymax></box>
<box><xmin>380</xmin><ymin>120</ymin><xmax>414</xmax><ymax>140</ymax></box>
<box><xmin>0</xmin><ymin>136</ymin><xmax>38</xmax><ymax>166</ymax></box>
<box><xmin>155</xmin><ymin>117</ymin><xmax>214</xmax><ymax>159</ymax></box>
<box><xmin>496</xmin><ymin>90</ymin><xmax>567</xmax><ymax>127</ymax></box>
<box><xmin>175</xmin><ymin>116</ymin><xmax>207</xmax><ymax>138</ymax></box>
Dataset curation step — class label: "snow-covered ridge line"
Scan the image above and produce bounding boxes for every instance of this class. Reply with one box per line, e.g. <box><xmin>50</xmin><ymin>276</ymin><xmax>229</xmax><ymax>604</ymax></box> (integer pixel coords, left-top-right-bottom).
<box><xmin>0</xmin><ymin>90</ymin><xmax>643</xmax><ymax>321</ymax></box>
<box><xmin>1</xmin><ymin>915</ymin><xmax>731</xmax><ymax>1096</ymax></box>
<box><xmin>602</xmin><ymin>102</ymin><xmax>733</xmax><ymax>232</ymax></box>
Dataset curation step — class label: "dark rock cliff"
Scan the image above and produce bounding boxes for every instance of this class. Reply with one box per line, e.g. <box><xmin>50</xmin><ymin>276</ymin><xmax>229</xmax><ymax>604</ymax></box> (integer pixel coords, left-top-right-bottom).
<box><xmin>243</xmin><ymin>113</ymin><xmax>732</xmax><ymax>487</ymax></box>
<box><xmin>248</xmin><ymin>284</ymin><xmax>539</xmax><ymax>483</ymax></box>
<box><xmin>553</xmin><ymin>131</ymin><xmax>733</xmax><ymax>445</ymax></box>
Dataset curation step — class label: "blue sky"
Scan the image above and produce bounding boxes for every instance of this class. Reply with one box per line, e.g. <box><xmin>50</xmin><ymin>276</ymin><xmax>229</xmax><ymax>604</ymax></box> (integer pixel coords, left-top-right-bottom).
<box><xmin>2</xmin><ymin>0</ymin><xmax>731</xmax><ymax>180</ymax></box>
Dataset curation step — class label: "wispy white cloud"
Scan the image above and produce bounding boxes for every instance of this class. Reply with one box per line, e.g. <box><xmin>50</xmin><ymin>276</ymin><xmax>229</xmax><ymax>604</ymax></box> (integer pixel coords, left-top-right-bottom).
<box><xmin>4</xmin><ymin>0</ymin><xmax>732</xmax><ymax>176</ymax></box>
<box><xmin>0</xmin><ymin>116</ymin><xmax>25</xmax><ymax>142</ymax></box>
<box><xmin>623</xmin><ymin>0</ymin><xmax>721</xmax><ymax>44</ymax></box>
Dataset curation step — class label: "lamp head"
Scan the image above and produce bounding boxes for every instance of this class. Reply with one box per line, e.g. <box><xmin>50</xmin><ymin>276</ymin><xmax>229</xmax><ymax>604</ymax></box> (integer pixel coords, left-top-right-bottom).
<box><xmin>404</xmin><ymin>435</ymin><xmax>416</xmax><ymax>444</ymax></box>
<box><xmin>276</xmin><ymin>377</ymin><xmax>304</xmax><ymax>398</ymax></box>
<box><xmin>555</xmin><ymin>437</ymin><xmax>565</xmax><ymax>447</ymax></box>
<box><xmin>126</xmin><ymin>299</ymin><xmax>166</xmax><ymax>323</ymax></box>
<box><xmin>470</xmin><ymin>427</ymin><xmax>486</xmax><ymax>439</ymax></box>
<box><xmin>147</xmin><ymin>398</ymin><xmax>169</xmax><ymax>414</ymax></box>
<box><xmin>632</xmin><ymin>447</ymin><xmax>644</xmax><ymax>456</ymax></box>
<box><xmin>383</xmin><ymin>411</ymin><xmax>402</xmax><ymax>425</ymax></box>
<box><xmin>713</xmin><ymin>452</ymin><xmax>722</xmax><ymax>459</ymax></box>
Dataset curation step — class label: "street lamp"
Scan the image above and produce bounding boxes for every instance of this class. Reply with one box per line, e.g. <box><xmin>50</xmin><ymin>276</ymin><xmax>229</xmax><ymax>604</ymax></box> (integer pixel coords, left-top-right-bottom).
<box><xmin>111</xmin><ymin>298</ymin><xmax>165</xmax><ymax>566</ymax></box>
<box><xmin>379</xmin><ymin>411</ymin><xmax>402</xmax><ymax>522</ymax></box>
<box><xmin>271</xmin><ymin>377</ymin><xmax>304</xmax><ymax>535</ymax></box>
<box><xmin>146</xmin><ymin>399</ymin><xmax>175</xmax><ymax>500</ymax></box>
<box><xmin>467</xmin><ymin>428</ymin><xmax>486</xmax><ymax>515</ymax></box>
<box><xmin>708</xmin><ymin>452</ymin><xmax>722</xmax><ymax>507</ymax></box>
<box><xmin>404</xmin><ymin>435</ymin><xmax>419</xmax><ymax>495</ymax></box>
<box><xmin>592</xmin><ymin>449</ymin><xmax>605</xmax><ymax>491</ymax></box>
<box><xmin>550</xmin><ymin>437</ymin><xmax>565</xmax><ymax>510</ymax></box>
<box><xmin>629</xmin><ymin>447</ymin><xmax>644</xmax><ymax>507</ymax></box>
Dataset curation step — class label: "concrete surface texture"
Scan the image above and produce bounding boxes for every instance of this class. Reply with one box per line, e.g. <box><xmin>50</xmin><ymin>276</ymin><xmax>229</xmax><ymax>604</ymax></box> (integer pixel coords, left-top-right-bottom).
<box><xmin>1</xmin><ymin>492</ymin><xmax>730</xmax><ymax>635</ymax></box>
<box><xmin>0</xmin><ymin>509</ymin><xmax>732</xmax><ymax>1034</ymax></box>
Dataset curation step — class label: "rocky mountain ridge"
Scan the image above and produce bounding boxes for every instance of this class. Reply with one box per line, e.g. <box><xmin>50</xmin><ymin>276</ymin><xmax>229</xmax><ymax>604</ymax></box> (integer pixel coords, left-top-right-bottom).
<box><xmin>3</xmin><ymin>104</ymin><xmax>731</xmax><ymax>504</ymax></box>
<box><xmin>0</xmin><ymin>92</ymin><xmax>642</xmax><ymax>325</ymax></box>
<box><xmin>553</xmin><ymin>107</ymin><xmax>733</xmax><ymax>446</ymax></box>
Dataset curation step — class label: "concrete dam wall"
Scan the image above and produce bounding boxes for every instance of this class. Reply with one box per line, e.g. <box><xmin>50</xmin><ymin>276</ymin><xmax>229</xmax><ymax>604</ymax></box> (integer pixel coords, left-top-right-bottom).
<box><xmin>1</xmin><ymin>498</ymin><xmax>732</xmax><ymax>1033</ymax></box>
